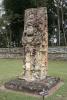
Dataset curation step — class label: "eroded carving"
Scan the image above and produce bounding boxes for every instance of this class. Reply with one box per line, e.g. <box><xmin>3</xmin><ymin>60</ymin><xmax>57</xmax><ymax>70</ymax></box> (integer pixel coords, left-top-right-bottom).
<box><xmin>22</xmin><ymin>7</ymin><xmax>48</xmax><ymax>81</ymax></box>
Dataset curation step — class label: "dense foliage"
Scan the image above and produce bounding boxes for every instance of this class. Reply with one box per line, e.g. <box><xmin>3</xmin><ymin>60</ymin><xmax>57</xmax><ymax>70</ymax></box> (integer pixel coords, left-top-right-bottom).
<box><xmin>0</xmin><ymin>0</ymin><xmax>67</xmax><ymax>47</ymax></box>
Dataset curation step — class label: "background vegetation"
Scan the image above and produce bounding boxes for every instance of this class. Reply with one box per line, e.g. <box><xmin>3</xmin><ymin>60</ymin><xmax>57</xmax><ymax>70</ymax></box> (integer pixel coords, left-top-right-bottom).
<box><xmin>0</xmin><ymin>0</ymin><xmax>67</xmax><ymax>47</ymax></box>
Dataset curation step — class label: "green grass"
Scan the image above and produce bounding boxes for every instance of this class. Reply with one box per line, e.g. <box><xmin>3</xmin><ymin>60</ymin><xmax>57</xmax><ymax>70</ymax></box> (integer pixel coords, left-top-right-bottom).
<box><xmin>0</xmin><ymin>59</ymin><xmax>22</xmax><ymax>84</ymax></box>
<box><xmin>0</xmin><ymin>59</ymin><xmax>67</xmax><ymax>100</ymax></box>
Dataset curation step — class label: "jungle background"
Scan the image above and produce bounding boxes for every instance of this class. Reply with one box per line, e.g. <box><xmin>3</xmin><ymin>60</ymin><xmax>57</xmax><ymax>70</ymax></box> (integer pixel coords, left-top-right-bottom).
<box><xmin>0</xmin><ymin>0</ymin><xmax>67</xmax><ymax>47</ymax></box>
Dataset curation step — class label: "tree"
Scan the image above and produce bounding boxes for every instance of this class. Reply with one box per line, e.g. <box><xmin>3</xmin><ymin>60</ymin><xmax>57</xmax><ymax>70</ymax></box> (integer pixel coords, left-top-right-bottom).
<box><xmin>3</xmin><ymin>0</ymin><xmax>37</xmax><ymax>47</ymax></box>
<box><xmin>4</xmin><ymin>0</ymin><xmax>67</xmax><ymax>46</ymax></box>
<box><xmin>47</xmin><ymin>0</ymin><xmax>67</xmax><ymax>46</ymax></box>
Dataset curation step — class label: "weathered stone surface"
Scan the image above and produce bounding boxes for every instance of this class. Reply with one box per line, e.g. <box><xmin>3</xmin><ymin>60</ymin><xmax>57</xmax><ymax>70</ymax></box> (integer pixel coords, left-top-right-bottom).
<box><xmin>0</xmin><ymin>47</ymin><xmax>67</xmax><ymax>60</ymax></box>
<box><xmin>0</xmin><ymin>48</ymin><xmax>23</xmax><ymax>58</ymax></box>
<box><xmin>4</xmin><ymin>77</ymin><xmax>60</xmax><ymax>95</ymax></box>
<box><xmin>22</xmin><ymin>7</ymin><xmax>48</xmax><ymax>81</ymax></box>
<box><xmin>48</xmin><ymin>47</ymin><xmax>67</xmax><ymax>60</ymax></box>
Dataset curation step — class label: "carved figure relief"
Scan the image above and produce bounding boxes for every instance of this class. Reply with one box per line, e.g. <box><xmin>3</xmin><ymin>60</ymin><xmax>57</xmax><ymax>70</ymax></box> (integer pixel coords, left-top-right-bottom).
<box><xmin>22</xmin><ymin>7</ymin><xmax>48</xmax><ymax>81</ymax></box>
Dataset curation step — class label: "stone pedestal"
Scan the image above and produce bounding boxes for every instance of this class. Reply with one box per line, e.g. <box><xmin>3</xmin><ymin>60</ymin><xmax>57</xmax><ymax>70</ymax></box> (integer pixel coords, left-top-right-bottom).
<box><xmin>22</xmin><ymin>7</ymin><xmax>48</xmax><ymax>81</ymax></box>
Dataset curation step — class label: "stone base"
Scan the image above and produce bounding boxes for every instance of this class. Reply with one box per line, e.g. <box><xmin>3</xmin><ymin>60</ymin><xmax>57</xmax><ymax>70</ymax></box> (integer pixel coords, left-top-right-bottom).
<box><xmin>4</xmin><ymin>76</ymin><xmax>61</xmax><ymax>95</ymax></box>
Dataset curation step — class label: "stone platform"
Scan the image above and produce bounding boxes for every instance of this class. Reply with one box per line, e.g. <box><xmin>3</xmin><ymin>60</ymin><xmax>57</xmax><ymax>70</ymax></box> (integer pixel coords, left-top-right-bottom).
<box><xmin>4</xmin><ymin>76</ymin><xmax>61</xmax><ymax>96</ymax></box>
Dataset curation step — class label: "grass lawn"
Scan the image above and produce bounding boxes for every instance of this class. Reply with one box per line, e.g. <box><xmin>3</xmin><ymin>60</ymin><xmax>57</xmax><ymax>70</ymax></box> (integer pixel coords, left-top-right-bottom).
<box><xmin>0</xmin><ymin>59</ymin><xmax>67</xmax><ymax>100</ymax></box>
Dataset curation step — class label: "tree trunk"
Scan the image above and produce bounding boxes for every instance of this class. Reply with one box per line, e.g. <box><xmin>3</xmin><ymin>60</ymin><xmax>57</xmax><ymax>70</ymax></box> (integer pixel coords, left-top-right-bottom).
<box><xmin>61</xmin><ymin>2</ymin><xmax>67</xmax><ymax>45</ymax></box>
<box><xmin>57</xmin><ymin>3</ymin><xmax>61</xmax><ymax>46</ymax></box>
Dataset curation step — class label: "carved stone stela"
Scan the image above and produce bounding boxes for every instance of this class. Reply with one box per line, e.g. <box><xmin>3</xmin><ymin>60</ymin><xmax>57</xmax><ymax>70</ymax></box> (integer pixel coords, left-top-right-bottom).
<box><xmin>4</xmin><ymin>7</ymin><xmax>61</xmax><ymax>95</ymax></box>
<box><xmin>22</xmin><ymin>7</ymin><xmax>48</xmax><ymax>81</ymax></box>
